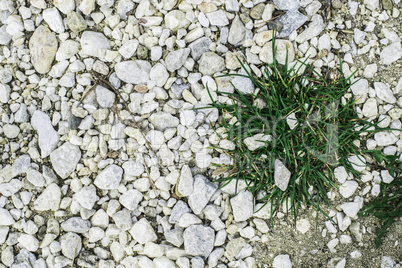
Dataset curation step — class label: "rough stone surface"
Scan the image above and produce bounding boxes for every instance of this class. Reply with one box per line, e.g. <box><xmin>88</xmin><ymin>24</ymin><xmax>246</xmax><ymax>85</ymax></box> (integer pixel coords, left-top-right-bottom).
<box><xmin>183</xmin><ymin>225</ymin><xmax>215</xmax><ymax>257</ymax></box>
<box><xmin>29</xmin><ymin>26</ymin><xmax>58</xmax><ymax>74</ymax></box>
<box><xmin>94</xmin><ymin>164</ymin><xmax>123</xmax><ymax>190</ymax></box>
<box><xmin>274</xmin><ymin>159</ymin><xmax>291</xmax><ymax>191</ymax></box>
<box><xmin>50</xmin><ymin>142</ymin><xmax>81</xmax><ymax>179</ymax></box>
<box><xmin>115</xmin><ymin>60</ymin><xmax>151</xmax><ymax>84</ymax></box>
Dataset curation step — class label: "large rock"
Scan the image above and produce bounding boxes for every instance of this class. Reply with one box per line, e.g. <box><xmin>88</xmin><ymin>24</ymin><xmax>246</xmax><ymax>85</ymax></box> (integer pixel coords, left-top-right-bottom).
<box><xmin>115</xmin><ymin>60</ymin><xmax>151</xmax><ymax>84</ymax></box>
<box><xmin>50</xmin><ymin>142</ymin><xmax>81</xmax><ymax>179</ymax></box>
<box><xmin>31</xmin><ymin>111</ymin><xmax>60</xmax><ymax>158</ymax></box>
<box><xmin>29</xmin><ymin>26</ymin><xmax>58</xmax><ymax>74</ymax></box>
<box><xmin>80</xmin><ymin>31</ymin><xmax>111</xmax><ymax>58</ymax></box>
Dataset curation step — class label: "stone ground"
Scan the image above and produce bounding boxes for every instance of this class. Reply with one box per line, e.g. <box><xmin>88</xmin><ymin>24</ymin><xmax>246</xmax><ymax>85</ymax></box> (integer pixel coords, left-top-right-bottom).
<box><xmin>0</xmin><ymin>0</ymin><xmax>401</xmax><ymax>267</ymax></box>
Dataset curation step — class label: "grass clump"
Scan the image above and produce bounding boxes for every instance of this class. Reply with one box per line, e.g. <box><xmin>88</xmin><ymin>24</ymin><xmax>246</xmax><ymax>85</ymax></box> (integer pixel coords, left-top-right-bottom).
<box><xmin>206</xmin><ymin>35</ymin><xmax>400</xmax><ymax>226</ymax></box>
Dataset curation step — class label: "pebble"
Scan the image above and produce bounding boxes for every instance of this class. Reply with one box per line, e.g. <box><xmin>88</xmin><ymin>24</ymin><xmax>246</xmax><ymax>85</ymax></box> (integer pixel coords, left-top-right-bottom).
<box><xmin>189</xmin><ymin>37</ymin><xmax>212</xmax><ymax>60</ymax></box>
<box><xmin>381</xmin><ymin>170</ymin><xmax>394</xmax><ymax>184</ymax></box>
<box><xmin>74</xmin><ymin>185</ymin><xmax>97</xmax><ymax>210</ymax></box>
<box><xmin>183</xmin><ymin>225</ymin><xmax>215</xmax><ymax>257</ymax></box>
<box><xmin>80</xmin><ymin>31</ymin><xmax>111</xmax><ymax>59</ymax></box>
<box><xmin>199</xmin><ymin>52</ymin><xmax>225</xmax><ymax>76</ymax></box>
<box><xmin>230</xmin><ymin>190</ymin><xmax>253</xmax><ymax>222</ymax></box>
<box><xmin>29</xmin><ymin>26</ymin><xmax>58</xmax><ymax>74</ymax></box>
<box><xmin>31</xmin><ymin>111</ymin><xmax>60</xmax><ymax>158</ymax></box>
<box><xmin>273</xmin><ymin>254</ymin><xmax>292</xmax><ymax>268</ymax></box>
<box><xmin>188</xmin><ymin>174</ymin><xmax>218</xmax><ymax>214</ymax></box>
<box><xmin>380</xmin><ymin>42</ymin><xmax>402</xmax><ymax>65</ymax></box>
<box><xmin>3</xmin><ymin>124</ymin><xmax>20</xmax><ymax>139</ymax></box>
<box><xmin>296</xmin><ymin>219</ymin><xmax>311</xmax><ymax>234</ymax></box>
<box><xmin>228</xmin><ymin>15</ymin><xmax>246</xmax><ymax>46</ymax></box>
<box><xmin>115</xmin><ymin>60</ymin><xmax>151</xmax><ymax>84</ymax></box>
<box><xmin>165</xmin><ymin>10</ymin><xmax>190</xmax><ymax>31</ymax></box>
<box><xmin>26</xmin><ymin>168</ymin><xmax>46</xmax><ymax>187</ymax></box>
<box><xmin>334</xmin><ymin>166</ymin><xmax>351</xmax><ymax>184</ymax></box>
<box><xmin>129</xmin><ymin>218</ymin><xmax>157</xmax><ymax>244</ymax></box>
<box><xmin>94</xmin><ymin>164</ymin><xmax>123</xmax><ymax>190</ymax></box>
<box><xmin>348</xmin><ymin>155</ymin><xmax>366</xmax><ymax>172</ymax></box>
<box><xmin>206</xmin><ymin>10</ymin><xmax>229</xmax><ymax>26</ymax></box>
<box><xmin>0</xmin><ymin>84</ymin><xmax>11</xmax><ymax>103</ymax></box>
<box><xmin>119</xmin><ymin>189</ymin><xmax>143</xmax><ymax>210</ymax></box>
<box><xmin>60</xmin><ymin>232</ymin><xmax>82</xmax><ymax>259</ymax></box>
<box><xmin>362</xmin><ymin>98</ymin><xmax>378</xmax><ymax>117</ymax></box>
<box><xmin>43</xmin><ymin>7</ymin><xmax>65</xmax><ymax>33</ymax></box>
<box><xmin>374</xmin><ymin>82</ymin><xmax>396</xmax><ymax>103</ymax></box>
<box><xmin>177</xmin><ymin>165</ymin><xmax>194</xmax><ymax>197</ymax></box>
<box><xmin>274</xmin><ymin>0</ymin><xmax>300</xmax><ymax>10</ymax></box>
<box><xmin>374</xmin><ymin>132</ymin><xmax>398</xmax><ymax>146</ymax></box>
<box><xmin>61</xmin><ymin>217</ymin><xmax>91</xmax><ymax>233</ymax></box>
<box><xmin>274</xmin><ymin>159</ymin><xmax>291</xmax><ymax>191</ymax></box>
<box><xmin>50</xmin><ymin>142</ymin><xmax>81</xmax><ymax>179</ymax></box>
<box><xmin>96</xmin><ymin>85</ymin><xmax>115</xmax><ymax>108</ymax></box>
<box><xmin>33</xmin><ymin>183</ymin><xmax>61</xmax><ymax>211</ymax></box>
<box><xmin>339</xmin><ymin>180</ymin><xmax>359</xmax><ymax>198</ymax></box>
<box><xmin>54</xmin><ymin>0</ymin><xmax>75</xmax><ymax>14</ymax></box>
<box><xmin>165</xmin><ymin>48</ymin><xmax>191</xmax><ymax>72</ymax></box>
<box><xmin>0</xmin><ymin>208</ymin><xmax>15</xmax><ymax>226</ymax></box>
<box><xmin>17</xmin><ymin>234</ymin><xmax>40</xmax><ymax>252</ymax></box>
<box><xmin>275</xmin><ymin>10</ymin><xmax>308</xmax><ymax>38</ymax></box>
<box><xmin>67</xmin><ymin>11</ymin><xmax>87</xmax><ymax>33</ymax></box>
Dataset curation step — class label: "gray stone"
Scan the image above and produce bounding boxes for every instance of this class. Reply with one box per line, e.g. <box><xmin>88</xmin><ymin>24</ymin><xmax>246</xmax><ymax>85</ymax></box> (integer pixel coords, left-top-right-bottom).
<box><xmin>199</xmin><ymin>52</ymin><xmax>225</xmax><ymax>76</ymax></box>
<box><xmin>61</xmin><ymin>217</ymin><xmax>91</xmax><ymax>233</ymax></box>
<box><xmin>188</xmin><ymin>175</ymin><xmax>218</xmax><ymax>214</ymax></box>
<box><xmin>60</xmin><ymin>232</ymin><xmax>82</xmax><ymax>259</ymax></box>
<box><xmin>165</xmin><ymin>48</ymin><xmax>191</xmax><ymax>72</ymax></box>
<box><xmin>224</xmin><ymin>237</ymin><xmax>246</xmax><ymax>261</ymax></box>
<box><xmin>275</xmin><ymin>10</ymin><xmax>308</xmax><ymax>38</ymax></box>
<box><xmin>31</xmin><ymin>111</ymin><xmax>60</xmax><ymax>158</ymax></box>
<box><xmin>183</xmin><ymin>225</ymin><xmax>215</xmax><ymax>257</ymax></box>
<box><xmin>165</xmin><ymin>228</ymin><xmax>184</xmax><ymax>247</ymax></box>
<box><xmin>274</xmin><ymin>159</ymin><xmax>291</xmax><ymax>191</ymax></box>
<box><xmin>29</xmin><ymin>26</ymin><xmax>58</xmax><ymax>74</ymax></box>
<box><xmin>15</xmin><ymin>104</ymin><xmax>29</xmax><ymax>123</ymax></box>
<box><xmin>169</xmin><ymin>200</ymin><xmax>191</xmax><ymax>224</ymax></box>
<box><xmin>12</xmin><ymin>154</ymin><xmax>31</xmax><ymax>176</ymax></box>
<box><xmin>80</xmin><ymin>31</ymin><xmax>111</xmax><ymax>58</ymax></box>
<box><xmin>230</xmin><ymin>190</ymin><xmax>253</xmax><ymax>222</ymax></box>
<box><xmin>188</xmin><ymin>37</ymin><xmax>212</xmax><ymax>60</ymax></box>
<box><xmin>50</xmin><ymin>142</ymin><xmax>81</xmax><ymax>179</ymax></box>
<box><xmin>33</xmin><ymin>183</ymin><xmax>61</xmax><ymax>211</ymax></box>
<box><xmin>94</xmin><ymin>164</ymin><xmax>123</xmax><ymax>190</ymax></box>
<box><xmin>232</xmin><ymin>69</ymin><xmax>255</xmax><ymax>94</ymax></box>
<box><xmin>115</xmin><ymin>60</ymin><xmax>151</xmax><ymax>84</ymax></box>
<box><xmin>112</xmin><ymin>209</ymin><xmax>133</xmax><ymax>230</ymax></box>
<box><xmin>171</xmin><ymin>78</ymin><xmax>190</xmax><ymax>98</ymax></box>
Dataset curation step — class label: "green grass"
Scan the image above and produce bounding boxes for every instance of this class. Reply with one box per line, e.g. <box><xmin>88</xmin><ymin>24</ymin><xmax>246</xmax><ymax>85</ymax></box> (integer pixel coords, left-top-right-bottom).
<box><xmin>358</xmin><ymin>152</ymin><xmax>402</xmax><ymax>247</ymax></box>
<box><xmin>204</xmin><ymin>34</ymin><xmax>401</xmax><ymax>228</ymax></box>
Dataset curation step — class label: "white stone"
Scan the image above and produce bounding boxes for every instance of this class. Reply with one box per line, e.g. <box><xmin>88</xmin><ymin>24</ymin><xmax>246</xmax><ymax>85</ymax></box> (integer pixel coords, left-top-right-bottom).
<box><xmin>340</xmin><ymin>202</ymin><xmax>360</xmax><ymax>218</ymax></box>
<box><xmin>273</xmin><ymin>254</ymin><xmax>292</xmax><ymax>268</ymax></box>
<box><xmin>0</xmin><ymin>208</ymin><xmax>15</xmax><ymax>226</ymax></box>
<box><xmin>374</xmin><ymin>82</ymin><xmax>396</xmax><ymax>103</ymax></box>
<box><xmin>374</xmin><ymin>132</ymin><xmax>398</xmax><ymax>146</ymax></box>
<box><xmin>363</xmin><ymin>63</ymin><xmax>377</xmax><ymax>78</ymax></box>
<box><xmin>334</xmin><ymin>166</ymin><xmax>351</xmax><ymax>184</ymax></box>
<box><xmin>296</xmin><ymin>219</ymin><xmax>310</xmax><ymax>234</ymax></box>
<box><xmin>348</xmin><ymin>155</ymin><xmax>366</xmax><ymax>172</ymax></box>
<box><xmin>119</xmin><ymin>189</ymin><xmax>143</xmax><ymax>210</ymax></box>
<box><xmin>177</xmin><ymin>165</ymin><xmax>194</xmax><ymax>197</ymax></box>
<box><xmin>115</xmin><ymin>60</ymin><xmax>151</xmax><ymax>84</ymax></box>
<box><xmin>54</xmin><ymin>0</ymin><xmax>75</xmax><ymax>14</ymax></box>
<box><xmin>274</xmin><ymin>159</ymin><xmax>291</xmax><ymax>191</ymax></box>
<box><xmin>339</xmin><ymin>180</ymin><xmax>358</xmax><ymax>198</ymax></box>
<box><xmin>31</xmin><ymin>111</ymin><xmax>59</xmax><ymax>158</ymax></box>
<box><xmin>380</xmin><ymin>42</ymin><xmax>402</xmax><ymax>65</ymax></box>
<box><xmin>206</xmin><ymin>10</ymin><xmax>229</xmax><ymax>26</ymax></box>
<box><xmin>33</xmin><ymin>183</ymin><xmax>61</xmax><ymax>211</ymax></box>
<box><xmin>56</xmin><ymin>40</ymin><xmax>80</xmax><ymax>61</ymax></box>
<box><xmin>165</xmin><ymin>10</ymin><xmax>190</xmax><ymax>31</ymax></box>
<box><xmin>50</xmin><ymin>142</ymin><xmax>81</xmax><ymax>179</ymax></box>
<box><xmin>362</xmin><ymin>98</ymin><xmax>378</xmax><ymax>117</ymax></box>
<box><xmin>43</xmin><ymin>7</ymin><xmax>65</xmax><ymax>33</ymax></box>
<box><xmin>79</xmin><ymin>0</ymin><xmax>96</xmax><ymax>15</ymax></box>
<box><xmin>364</xmin><ymin>0</ymin><xmax>379</xmax><ymax>10</ymax></box>
<box><xmin>60</xmin><ymin>232</ymin><xmax>82</xmax><ymax>259</ymax></box>
<box><xmin>0</xmin><ymin>84</ymin><xmax>10</xmax><ymax>103</ymax></box>
<box><xmin>29</xmin><ymin>26</ymin><xmax>58</xmax><ymax>74</ymax></box>
<box><xmin>230</xmin><ymin>190</ymin><xmax>253</xmax><ymax>222</ymax></box>
<box><xmin>260</xmin><ymin>40</ymin><xmax>294</xmax><ymax>65</ymax></box>
<box><xmin>74</xmin><ymin>185</ymin><xmax>97</xmax><ymax>210</ymax></box>
<box><xmin>18</xmin><ymin>234</ymin><xmax>39</xmax><ymax>252</ymax></box>
<box><xmin>61</xmin><ymin>217</ymin><xmax>91</xmax><ymax>233</ymax></box>
<box><xmin>354</xmin><ymin>28</ymin><xmax>366</xmax><ymax>45</ymax></box>
<box><xmin>165</xmin><ymin>48</ymin><xmax>190</xmax><ymax>72</ymax></box>
<box><xmin>80</xmin><ymin>31</ymin><xmax>111</xmax><ymax>59</ymax></box>
<box><xmin>3</xmin><ymin>124</ymin><xmax>20</xmax><ymax>139</ymax></box>
<box><xmin>179</xmin><ymin>213</ymin><xmax>202</xmax><ymax>228</ymax></box>
<box><xmin>188</xmin><ymin>174</ymin><xmax>218</xmax><ymax>214</ymax></box>
<box><xmin>381</xmin><ymin>170</ymin><xmax>394</xmax><ymax>184</ymax></box>
<box><xmin>199</xmin><ymin>52</ymin><xmax>225</xmax><ymax>76</ymax></box>
<box><xmin>119</xmin><ymin>39</ymin><xmax>139</xmax><ymax>59</ymax></box>
<box><xmin>146</xmin><ymin>130</ymin><xmax>165</xmax><ymax>150</ymax></box>
<box><xmin>129</xmin><ymin>218</ymin><xmax>157</xmax><ymax>244</ymax></box>
<box><xmin>94</xmin><ymin>164</ymin><xmax>123</xmax><ymax>190</ymax></box>
<box><xmin>183</xmin><ymin>225</ymin><xmax>215</xmax><ymax>257</ymax></box>
<box><xmin>228</xmin><ymin>15</ymin><xmax>245</xmax><ymax>45</ymax></box>
<box><xmin>26</xmin><ymin>168</ymin><xmax>46</xmax><ymax>187</ymax></box>
<box><xmin>350</xmin><ymin>79</ymin><xmax>368</xmax><ymax>95</ymax></box>
<box><xmin>96</xmin><ymin>85</ymin><xmax>115</xmax><ymax>108</ymax></box>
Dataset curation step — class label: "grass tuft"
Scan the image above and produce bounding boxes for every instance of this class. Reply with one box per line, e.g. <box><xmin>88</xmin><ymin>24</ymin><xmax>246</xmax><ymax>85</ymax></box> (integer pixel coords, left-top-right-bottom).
<box><xmin>205</xmin><ymin>32</ymin><xmax>401</xmax><ymax>228</ymax></box>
